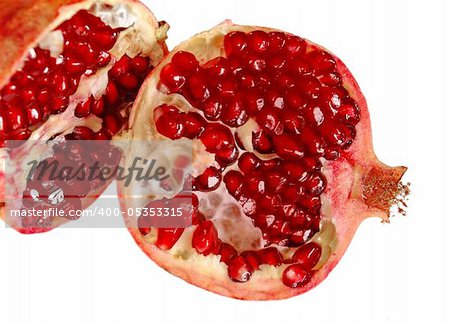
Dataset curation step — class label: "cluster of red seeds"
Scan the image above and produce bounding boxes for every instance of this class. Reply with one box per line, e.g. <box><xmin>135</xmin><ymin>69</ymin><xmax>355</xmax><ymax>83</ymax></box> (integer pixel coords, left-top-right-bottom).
<box><xmin>22</xmin><ymin>126</ymin><xmax>121</xmax><ymax>228</ymax></box>
<box><xmin>147</xmin><ymin>30</ymin><xmax>361</xmax><ymax>287</ymax></box>
<box><xmin>139</xmin><ymin>213</ymin><xmax>323</xmax><ymax>285</ymax></box>
<box><xmin>0</xmin><ymin>10</ymin><xmax>152</xmax><ymax>145</ymax></box>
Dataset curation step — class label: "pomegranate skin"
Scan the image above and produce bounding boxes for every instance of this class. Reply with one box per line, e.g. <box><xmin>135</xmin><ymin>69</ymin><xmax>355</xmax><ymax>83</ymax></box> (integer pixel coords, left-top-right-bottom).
<box><xmin>0</xmin><ymin>0</ymin><xmax>168</xmax><ymax>233</ymax></box>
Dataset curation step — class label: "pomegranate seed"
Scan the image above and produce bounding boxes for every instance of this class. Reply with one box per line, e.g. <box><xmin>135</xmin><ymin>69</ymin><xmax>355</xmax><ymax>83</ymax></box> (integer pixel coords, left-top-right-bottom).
<box><xmin>320</xmin><ymin>121</ymin><xmax>353</xmax><ymax>147</ymax></box>
<box><xmin>238</xmin><ymin>71</ymin><xmax>257</xmax><ymax>88</ymax></box>
<box><xmin>227</xmin><ymin>256</ymin><xmax>252</xmax><ymax>283</ymax></box>
<box><xmin>3</xmin><ymin>105</ymin><xmax>28</xmax><ymax>131</ymax></box>
<box><xmin>252</xmin><ymin>131</ymin><xmax>274</xmax><ymax>153</ymax></box>
<box><xmin>256</xmin><ymin>108</ymin><xmax>283</xmax><ymax>134</ymax></box>
<box><xmin>298</xmin><ymin>195</ymin><xmax>321</xmax><ymax>212</ymax></box>
<box><xmin>51</xmin><ymin>72</ymin><xmax>69</xmax><ymax>94</ymax></box>
<box><xmin>65</xmin><ymin>56</ymin><xmax>86</xmax><ymax>75</ymax></box>
<box><xmin>301</xmin><ymin>128</ymin><xmax>325</xmax><ymax>156</ymax></box>
<box><xmin>296</xmin><ymin>75</ymin><xmax>321</xmax><ymax>99</ymax></box>
<box><xmin>187</xmin><ymin>72</ymin><xmax>210</xmax><ymax>102</ymax></box>
<box><xmin>254</xmin><ymin>214</ymin><xmax>276</xmax><ymax>229</ymax></box>
<box><xmin>202</xmin><ymin>97</ymin><xmax>223</xmax><ymax>121</ymax></box>
<box><xmin>156</xmin><ymin>228</ymin><xmax>184</xmax><ymax>250</ymax></box>
<box><xmin>204</xmin><ymin>57</ymin><xmax>230</xmax><ymax>79</ymax></box>
<box><xmin>94</xmin><ymin>128</ymin><xmax>111</xmax><ymax>140</ymax></box>
<box><xmin>71</xmin><ymin>126</ymin><xmax>95</xmax><ymax>140</ymax></box>
<box><xmin>217</xmin><ymin>78</ymin><xmax>237</xmax><ymax>97</ymax></box>
<box><xmin>248</xmin><ymin>31</ymin><xmax>270</xmax><ymax>54</ymax></box>
<box><xmin>284</xmin><ymin>36</ymin><xmax>307</xmax><ymax>56</ymax></box>
<box><xmin>241</xmin><ymin>251</ymin><xmax>261</xmax><ymax>272</ymax></box>
<box><xmin>244</xmin><ymin>176</ymin><xmax>265</xmax><ymax>195</ymax></box>
<box><xmin>259</xmin><ymin>194</ymin><xmax>282</xmax><ymax>213</ymax></box>
<box><xmin>72</xmin><ymin>42</ymin><xmax>97</xmax><ymax>66</ymax></box>
<box><xmin>283</xmin><ymin>111</ymin><xmax>305</xmax><ymax>134</ymax></box>
<box><xmin>74</xmin><ymin>97</ymin><xmax>92</xmax><ymax>118</ymax></box>
<box><xmin>259</xmin><ymin>247</ymin><xmax>283</xmax><ymax>266</ymax></box>
<box><xmin>90</xmin><ymin>29</ymin><xmax>117</xmax><ymax>50</ymax></box>
<box><xmin>194</xmin><ymin>167</ymin><xmax>222</xmax><ymax>192</ymax></box>
<box><xmin>154</xmin><ymin>105</ymin><xmax>184</xmax><ymax>140</ymax></box>
<box><xmin>1</xmin><ymin>84</ymin><xmax>17</xmax><ymax>101</ymax></box>
<box><xmin>199</xmin><ymin>124</ymin><xmax>234</xmax><ymax>152</ymax></box>
<box><xmin>244</xmin><ymin>88</ymin><xmax>265</xmax><ymax>113</ymax></box>
<box><xmin>103</xmin><ymin>112</ymin><xmax>124</xmax><ymax>136</ymax></box>
<box><xmin>220</xmin><ymin>97</ymin><xmax>248</xmax><ymax>127</ymax></box>
<box><xmin>337</xmin><ymin>99</ymin><xmax>360</xmax><ymax>125</ymax></box>
<box><xmin>192</xmin><ymin>220</ymin><xmax>219</xmax><ymax>256</ymax></box>
<box><xmin>282</xmin><ymin>264</ymin><xmax>312</xmax><ymax>288</ymax></box>
<box><xmin>9</xmin><ymin>129</ymin><xmax>31</xmax><ymax>140</ymax></box>
<box><xmin>97</xmin><ymin>52</ymin><xmax>111</xmax><ymax>68</ymax></box>
<box><xmin>172</xmin><ymin>51</ymin><xmax>199</xmax><ymax>75</ymax></box>
<box><xmin>281</xmin><ymin>184</ymin><xmax>301</xmax><ymax>204</ymax></box>
<box><xmin>224</xmin><ymin>170</ymin><xmax>243</xmax><ymax>195</ymax></box>
<box><xmin>246</xmin><ymin>53</ymin><xmax>267</xmax><ymax>72</ymax></box>
<box><xmin>36</xmin><ymin>90</ymin><xmax>51</xmax><ymax>105</ymax></box>
<box><xmin>91</xmin><ymin>98</ymin><xmax>105</xmax><ymax>116</ymax></box>
<box><xmin>238</xmin><ymin>153</ymin><xmax>261</xmax><ymax>173</ymax></box>
<box><xmin>292</xmin><ymin>242</ymin><xmax>322</xmax><ymax>269</ymax></box>
<box><xmin>20</xmin><ymin>87</ymin><xmax>35</xmax><ymax>102</ymax></box>
<box><xmin>224</xmin><ymin>31</ymin><xmax>248</xmax><ymax>57</ymax></box>
<box><xmin>118</xmin><ymin>73</ymin><xmax>139</xmax><ymax>90</ymax></box>
<box><xmin>318</xmin><ymin>70</ymin><xmax>342</xmax><ymax>86</ymax></box>
<box><xmin>26</xmin><ymin>106</ymin><xmax>44</xmax><ymax>125</ymax></box>
<box><xmin>287</xmin><ymin>57</ymin><xmax>312</xmax><ymax>75</ymax></box>
<box><xmin>285</xmin><ymin>88</ymin><xmax>308</xmax><ymax>110</ymax></box>
<box><xmin>273</xmin><ymin>134</ymin><xmax>305</xmax><ymax>160</ymax></box>
<box><xmin>160</xmin><ymin>63</ymin><xmax>186</xmax><ymax>92</ymax></box>
<box><xmin>266</xmin><ymin>172</ymin><xmax>287</xmax><ymax>193</ymax></box>
<box><xmin>183</xmin><ymin>112</ymin><xmax>206</xmax><ymax>138</ymax></box>
<box><xmin>215</xmin><ymin>145</ymin><xmax>239</xmax><ymax>167</ymax></box>
<box><xmin>219</xmin><ymin>243</ymin><xmax>238</xmax><ymax>264</ymax></box>
<box><xmin>302</xmin><ymin>171</ymin><xmax>327</xmax><ymax>196</ymax></box>
<box><xmin>109</xmin><ymin>55</ymin><xmax>131</xmax><ymax>78</ymax></box>
<box><xmin>268</xmin><ymin>32</ymin><xmax>287</xmax><ymax>51</ymax></box>
<box><xmin>138</xmin><ymin>217</ymin><xmax>152</xmax><ymax>236</ymax></box>
<box><xmin>130</xmin><ymin>56</ymin><xmax>151</xmax><ymax>74</ymax></box>
<box><xmin>267</xmin><ymin>55</ymin><xmax>287</xmax><ymax>71</ymax></box>
<box><xmin>307</xmin><ymin>50</ymin><xmax>336</xmax><ymax>74</ymax></box>
<box><xmin>287</xmin><ymin>208</ymin><xmax>308</xmax><ymax>227</ymax></box>
<box><xmin>104</xmin><ymin>82</ymin><xmax>120</xmax><ymax>107</ymax></box>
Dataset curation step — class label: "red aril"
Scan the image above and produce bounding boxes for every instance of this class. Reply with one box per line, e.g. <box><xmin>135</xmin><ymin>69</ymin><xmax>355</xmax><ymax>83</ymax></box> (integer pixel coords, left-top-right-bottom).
<box><xmin>120</xmin><ymin>21</ymin><xmax>409</xmax><ymax>300</ymax></box>
<box><xmin>0</xmin><ymin>0</ymin><xmax>168</xmax><ymax>233</ymax></box>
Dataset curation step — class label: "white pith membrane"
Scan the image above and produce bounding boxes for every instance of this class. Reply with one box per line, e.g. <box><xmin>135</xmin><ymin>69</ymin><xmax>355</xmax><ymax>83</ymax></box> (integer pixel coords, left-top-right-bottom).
<box><xmin>0</xmin><ymin>0</ymin><xmax>167</xmax><ymax>230</ymax></box>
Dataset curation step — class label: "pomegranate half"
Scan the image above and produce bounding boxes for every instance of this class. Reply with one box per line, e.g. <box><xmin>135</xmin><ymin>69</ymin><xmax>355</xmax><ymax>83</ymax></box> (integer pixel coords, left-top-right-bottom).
<box><xmin>0</xmin><ymin>0</ymin><xmax>168</xmax><ymax>233</ymax></box>
<box><xmin>119</xmin><ymin>21</ymin><xmax>409</xmax><ymax>300</ymax></box>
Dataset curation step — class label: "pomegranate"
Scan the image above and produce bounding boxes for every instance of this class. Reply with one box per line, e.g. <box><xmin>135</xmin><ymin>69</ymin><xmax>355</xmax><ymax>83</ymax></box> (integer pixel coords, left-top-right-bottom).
<box><xmin>119</xmin><ymin>21</ymin><xmax>409</xmax><ymax>300</ymax></box>
<box><xmin>0</xmin><ymin>0</ymin><xmax>168</xmax><ymax>233</ymax></box>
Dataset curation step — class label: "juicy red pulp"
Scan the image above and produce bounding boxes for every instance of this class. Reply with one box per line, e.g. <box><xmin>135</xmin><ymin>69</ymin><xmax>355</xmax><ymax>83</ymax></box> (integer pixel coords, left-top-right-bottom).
<box><xmin>143</xmin><ymin>30</ymin><xmax>361</xmax><ymax>288</ymax></box>
<box><xmin>0</xmin><ymin>10</ymin><xmax>153</xmax><ymax>146</ymax></box>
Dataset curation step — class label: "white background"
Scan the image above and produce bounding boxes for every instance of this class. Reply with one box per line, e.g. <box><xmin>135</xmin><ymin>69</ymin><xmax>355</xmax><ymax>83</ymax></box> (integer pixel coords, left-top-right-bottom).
<box><xmin>1</xmin><ymin>0</ymin><xmax>449</xmax><ymax>324</ymax></box>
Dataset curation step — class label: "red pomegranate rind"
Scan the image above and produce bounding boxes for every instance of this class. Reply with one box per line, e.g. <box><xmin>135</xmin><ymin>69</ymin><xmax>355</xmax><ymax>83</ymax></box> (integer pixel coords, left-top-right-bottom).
<box><xmin>121</xmin><ymin>21</ymin><xmax>408</xmax><ymax>300</ymax></box>
<box><xmin>0</xmin><ymin>0</ymin><xmax>168</xmax><ymax>233</ymax></box>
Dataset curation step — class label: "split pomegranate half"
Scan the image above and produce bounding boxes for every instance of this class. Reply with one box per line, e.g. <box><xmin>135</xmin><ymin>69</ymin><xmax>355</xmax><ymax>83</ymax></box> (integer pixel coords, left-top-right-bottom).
<box><xmin>0</xmin><ymin>0</ymin><xmax>168</xmax><ymax>233</ymax></box>
<box><xmin>120</xmin><ymin>21</ymin><xmax>409</xmax><ymax>300</ymax></box>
